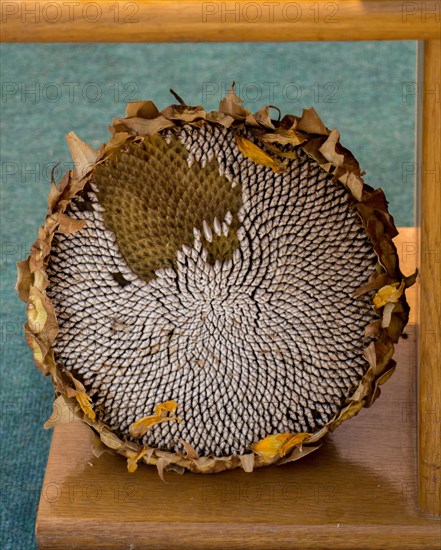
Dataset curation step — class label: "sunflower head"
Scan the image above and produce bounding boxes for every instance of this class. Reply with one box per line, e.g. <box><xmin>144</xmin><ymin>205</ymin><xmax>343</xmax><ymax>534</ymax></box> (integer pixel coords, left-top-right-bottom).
<box><xmin>17</xmin><ymin>87</ymin><xmax>414</xmax><ymax>475</ymax></box>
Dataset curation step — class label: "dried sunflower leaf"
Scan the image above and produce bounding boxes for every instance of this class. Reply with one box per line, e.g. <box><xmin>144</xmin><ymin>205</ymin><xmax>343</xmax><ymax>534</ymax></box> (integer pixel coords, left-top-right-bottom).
<box><xmin>57</xmin><ymin>213</ymin><xmax>86</xmax><ymax>234</ymax></box>
<box><xmin>278</xmin><ymin>443</ymin><xmax>322</xmax><ymax>465</ymax></box>
<box><xmin>239</xmin><ymin>453</ymin><xmax>255</xmax><ymax>473</ymax></box>
<box><xmin>16</xmin><ymin>258</ymin><xmax>31</xmax><ymax>302</ymax></box>
<box><xmin>253</xmin><ymin>105</ymin><xmax>276</xmax><ymax>130</ymax></box>
<box><xmin>156</xmin><ymin>456</ymin><xmax>172</xmax><ymax>482</ymax></box>
<box><xmin>205</xmin><ymin>111</ymin><xmax>235</xmax><ymax>128</ymax></box>
<box><xmin>99</xmin><ymin>428</ymin><xmax>123</xmax><ymax>450</ymax></box>
<box><xmin>27</xmin><ymin>288</ymin><xmax>48</xmax><ymax>334</ymax></box>
<box><xmin>126</xmin><ymin>100</ymin><xmax>159</xmax><ymax>119</ymax></box>
<box><xmin>66</xmin><ymin>131</ymin><xmax>99</xmax><ymax>180</ymax></box>
<box><xmin>44</xmin><ymin>395</ymin><xmax>76</xmax><ymax>428</ymax></box>
<box><xmin>296</xmin><ymin>107</ymin><xmax>330</xmax><ymax>136</ymax></box>
<box><xmin>219</xmin><ymin>83</ymin><xmax>248</xmax><ymax>118</ymax></box>
<box><xmin>114</xmin><ymin>116</ymin><xmax>174</xmax><ymax>136</ymax></box>
<box><xmin>261</xmin><ymin>129</ymin><xmax>307</xmax><ymax>147</ymax></box>
<box><xmin>180</xmin><ymin>440</ymin><xmax>199</xmax><ymax>460</ymax></box>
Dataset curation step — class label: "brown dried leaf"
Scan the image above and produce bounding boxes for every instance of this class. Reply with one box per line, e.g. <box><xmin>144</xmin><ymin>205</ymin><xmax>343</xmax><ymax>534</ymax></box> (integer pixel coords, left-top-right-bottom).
<box><xmin>25</xmin><ymin>329</ymin><xmax>47</xmax><ymax>373</ymax></box>
<box><xmin>205</xmin><ymin>111</ymin><xmax>235</xmax><ymax>128</ymax></box>
<box><xmin>156</xmin><ymin>456</ymin><xmax>171</xmax><ymax>482</ymax></box>
<box><xmin>239</xmin><ymin>453</ymin><xmax>255</xmax><ymax>473</ymax></box>
<box><xmin>180</xmin><ymin>440</ymin><xmax>199</xmax><ymax>460</ymax></box>
<box><xmin>253</xmin><ymin>105</ymin><xmax>276</xmax><ymax>130</ymax></box>
<box><xmin>91</xmin><ymin>432</ymin><xmax>110</xmax><ymax>458</ymax></box>
<box><xmin>126</xmin><ymin>100</ymin><xmax>159</xmax><ymax>119</ymax></box>
<box><xmin>114</xmin><ymin>116</ymin><xmax>174</xmax><ymax>136</ymax></box>
<box><xmin>319</xmin><ymin>129</ymin><xmax>345</xmax><ymax>166</ymax></box>
<box><xmin>354</xmin><ymin>273</ymin><xmax>389</xmax><ymax>297</ymax></box>
<box><xmin>27</xmin><ymin>287</ymin><xmax>48</xmax><ymax>334</ymax></box>
<box><xmin>296</xmin><ymin>107</ymin><xmax>330</xmax><ymax>136</ymax></box>
<box><xmin>66</xmin><ymin>132</ymin><xmax>99</xmax><ymax>180</ymax></box>
<box><xmin>261</xmin><ymin>129</ymin><xmax>307</xmax><ymax>147</ymax></box>
<box><xmin>404</xmin><ymin>269</ymin><xmax>418</xmax><ymax>288</ymax></box>
<box><xmin>100</xmin><ymin>427</ymin><xmax>123</xmax><ymax>450</ymax></box>
<box><xmin>16</xmin><ymin>258</ymin><xmax>32</xmax><ymax>302</ymax></box>
<box><xmin>364</xmin><ymin>321</ymin><xmax>381</xmax><ymax>339</ymax></box>
<box><xmin>363</xmin><ymin>341</ymin><xmax>377</xmax><ymax>370</ymax></box>
<box><xmin>104</xmin><ymin>132</ymin><xmax>131</xmax><ymax>156</ymax></box>
<box><xmin>278</xmin><ymin>443</ymin><xmax>322</xmax><ymax>465</ymax></box>
<box><xmin>44</xmin><ymin>395</ymin><xmax>76</xmax><ymax>428</ymax></box>
<box><xmin>331</xmin><ymin>401</ymin><xmax>364</xmax><ymax>430</ymax></box>
<box><xmin>57</xmin><ymin>213</ymin><xmax>86</xmax><ymax>235</ymax></box>
<box><xmin>219</xmin><ymin>83</ymin><xmax>248</xmax><ymax>119</ymax></box>
<box><xmin>47</xmin><ymin>180</ymin><xmax>62</xmax><ymax>213</ymax></box>
<box><xmin>161</xmin><ymin>104</ymin><xmax>206</xmax><ymax>123</ymax></box>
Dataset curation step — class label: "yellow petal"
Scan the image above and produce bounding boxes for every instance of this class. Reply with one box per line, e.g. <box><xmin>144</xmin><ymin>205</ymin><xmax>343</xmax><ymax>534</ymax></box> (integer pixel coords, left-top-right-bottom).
<box><xmin>251</xmin><ymin>432</ymin><xmax>311</xmax><ymax>460</ymax></box>
<box><xmin>75</xmin><ymin>391</ymin><xmax>96</xmax><ymax>421</ymax></box>
<box><xmin>279</xmin><ymin>432</ymin><xmax>312</xmax><ymax>457</ymax></box>
<box><xmin>129</xmin><ymin>400</ymin><xmax>180</xmax><ymax>438</ymax></box>
<box><xmin>127</xmin><ymin>447</ymin><xmax>147</xmax><ymax>473</ymax></box>
<box><xmin>373</xmin><ymin>280</ymin><xmax>405</xmax><ymax>308</ymax></box>
<box><xmin>154</xmin><ymin>399</ymin><xmax>178</xmax><ymax>415</ymax></box>
<box><xmin>235</xmin><ymin>134</ymin><xmax>283</xmax><ymax>173</ymax></box>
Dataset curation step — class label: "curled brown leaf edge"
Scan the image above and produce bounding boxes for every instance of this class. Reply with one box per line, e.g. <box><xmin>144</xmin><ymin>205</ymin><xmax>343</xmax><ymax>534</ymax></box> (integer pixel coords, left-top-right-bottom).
<box><xmin>17</xmin><ymin>87</ymin><xmax>416</xmax><ymax>476</ymax></box>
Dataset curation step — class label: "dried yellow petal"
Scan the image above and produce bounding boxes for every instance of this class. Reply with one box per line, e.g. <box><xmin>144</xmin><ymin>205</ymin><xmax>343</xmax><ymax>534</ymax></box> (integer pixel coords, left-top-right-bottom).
<box><xmin>251</xmin><ymin>432</ymin><xmax>311</xmax><ymax>461</ymax></box>
<box><xmin>75</xmin><ymin>391</ymin><xmax>96</xmax><ymax>421</ymax></box>
<box><xmin>127</xmin><ymin>447</ymin><xmax>147</xmax><ymax>473</ymax></box>
<box><xmin>279</xmin><ymin>432</ymin><xmax>312</xmax><ymax>457</ymax></box>
<box><xmin>235</xmin><ymin>134</ymin><xmax>283</xmax><ymax>173</ymax></box>
<box><xmin>129</xmin><ymin>400</ymin><xmax>180</xmax><ymax>438</ymax></box>
<box><xmin>154</xmin><ymin>400</ymin><xmax>178</xmax><ymax>415</ymax></box>
<box><xmin>373</xmin><ymin>280</ymin><xmax>405</xmax><ymax>308</ymax></box>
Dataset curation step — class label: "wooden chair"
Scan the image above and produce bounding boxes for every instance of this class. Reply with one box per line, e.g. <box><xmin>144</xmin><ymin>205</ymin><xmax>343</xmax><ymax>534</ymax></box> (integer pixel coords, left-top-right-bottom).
<box><xmin>3</xmin><ymin>2</ymin><xmax>440</xmax><ymax>547</ymax></box>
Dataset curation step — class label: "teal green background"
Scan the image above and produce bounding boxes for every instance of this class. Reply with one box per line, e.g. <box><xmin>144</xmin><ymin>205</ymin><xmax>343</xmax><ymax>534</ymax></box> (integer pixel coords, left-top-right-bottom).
<box><xmin>0</xmin><ymin>42</ymin><xmax>416</xmax><ymax>549</ymax></box>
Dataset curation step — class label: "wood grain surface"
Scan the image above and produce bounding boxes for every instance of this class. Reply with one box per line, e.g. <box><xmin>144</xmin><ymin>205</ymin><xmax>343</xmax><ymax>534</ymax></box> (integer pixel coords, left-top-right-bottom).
<box><xmin>1</xmin><ymin>1</ymin><xmax>441</xmax><ymax>43</ymax></box>
<box><xmin>35</xmin><ymin>228</ymin><xmax>441</xmax><ymax>549</ymax></box>
<box><xmin>419</xmin><ymin>40</ymin><xmax>441</xmax><ymax>518</ymax></box>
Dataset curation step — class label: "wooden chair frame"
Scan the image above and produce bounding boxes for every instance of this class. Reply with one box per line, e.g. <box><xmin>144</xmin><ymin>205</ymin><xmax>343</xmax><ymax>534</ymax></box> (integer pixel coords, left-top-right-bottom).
<box><xmin>3</xmin><ymin>1</ymin><xmax>440</xmax><ymax>546</ymax></box>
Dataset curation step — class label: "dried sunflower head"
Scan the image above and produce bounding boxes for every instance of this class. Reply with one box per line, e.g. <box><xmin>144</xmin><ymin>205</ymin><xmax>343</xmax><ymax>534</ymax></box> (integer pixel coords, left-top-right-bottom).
<box><xmin>17</xmin><ymin>87</ymin><xmax>415</xmax><ymax>475</ymax></box>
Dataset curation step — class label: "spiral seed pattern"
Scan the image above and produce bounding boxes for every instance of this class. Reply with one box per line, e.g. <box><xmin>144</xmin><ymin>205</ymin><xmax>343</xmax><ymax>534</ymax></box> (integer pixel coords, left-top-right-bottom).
<box><xmin>47</xmin><ymin>124</ymin><xmax>377</xmax><ymax>457</ymax></box>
